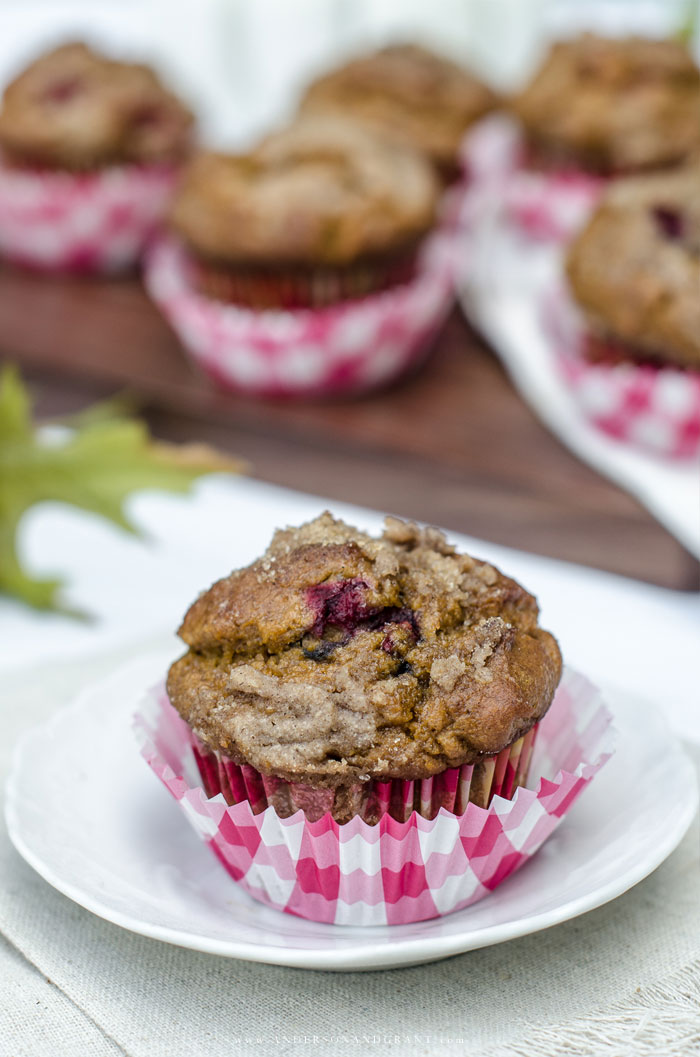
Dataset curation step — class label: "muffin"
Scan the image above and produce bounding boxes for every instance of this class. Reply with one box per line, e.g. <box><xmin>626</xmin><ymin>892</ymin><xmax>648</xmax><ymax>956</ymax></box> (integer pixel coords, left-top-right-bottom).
<box><xmin>299</xmin><ymin>43</ymin><xmax>498</xmax><ymax>182</ymax></box>
<box><xmin>513</xmin><ymin>34</ymin><xmax>700</xmax><ymax>176</ymax></box>
<box><xmin>140</xmin><ymin>513</ymin><xmax>611</xmax><ymax>924</ymax></box>
<box><xmin>166</xmin><ymin>512</ymin><xmax>562</xmax><ymax>824</ymax></box>
<box><xmin>169</xmin><ymin>116</ymin><xmax>439</xmax><ymax>310</ymax></box>
<box><xmin>0</xmin><ymin>41</ymin><xmax>194</xmax><ymax>271</ymax></box>
<box><xmin>565</xmin><ymin>161</ymin><xmax>700</xmax><ymax>370</ymax></box>
<box><xmin>0</xmin><ymin>41</ymin><xmax>193</xmax><ymax>170</ymax></box>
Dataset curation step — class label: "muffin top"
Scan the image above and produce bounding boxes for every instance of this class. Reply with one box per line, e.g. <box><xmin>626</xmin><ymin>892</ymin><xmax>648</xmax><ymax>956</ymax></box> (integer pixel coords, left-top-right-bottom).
<box><xmin>513</xmin><ymin>34</ymin><xmax>700</xmax><ymax>174</ymax></box>
<box><xmin>566</xmin><ymin>161</ymin><xmax>700</xmax><ymax>370</ymax></box>
<box><xmin>169</xmin><ymin>117</ymin><xmax>438</xmax><ymax>267</ymax></box>
<box><xmin>167</xmin><ymin>513</ymin><xmax>562</xmax><ymax>788</ymax></box>
<box><xmin>299</xmin><ymin>43</ymin><xmax>498</xmax><ymax>173</ymax></box>
<box><xmin>0</xmin><ymin>42</ymin><xmax>194</xmax><ymax>169</ymax></box>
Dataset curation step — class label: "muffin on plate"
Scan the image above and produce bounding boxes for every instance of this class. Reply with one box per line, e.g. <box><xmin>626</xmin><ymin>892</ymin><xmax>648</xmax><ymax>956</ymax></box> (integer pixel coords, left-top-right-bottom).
<box><xmin>299</xmin><ymin>43</ymin><xmax>498</xmax><ymax>183</ymax></box>
<box><xmin>513</xmin><ymin>33</ymin><xmax>700</xmax><ymax>176</ymax></box>
<box><xmin>139</xmin><ymin>512</ymin><xmax>612</xmax><ymax>924</ymax></box>
<box><xmin>565</xmin><ymin>161</ymin><xmax>700</xmax><ymax>370</ymax></box>
<box><xmin>166</xmin><ymin>512</ymin><xmax>562</xmax><ymax>824</ymax></box>
<box><xmin>0</xmin><ymin>41</ymin><xmax>194</xmax><ymax>270</ymax></box>
<box><xmin>168</xmin><ymin>115</ymin><xmax>439</xmax><ymax>310</ymax></box>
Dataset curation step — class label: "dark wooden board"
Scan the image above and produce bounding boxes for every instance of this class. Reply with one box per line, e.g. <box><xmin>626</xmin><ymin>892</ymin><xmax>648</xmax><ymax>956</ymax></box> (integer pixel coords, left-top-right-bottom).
<box><xmin>1</xmin><ymin>265</ymin><xmax>696</xmax><ymax>590</ymax></box>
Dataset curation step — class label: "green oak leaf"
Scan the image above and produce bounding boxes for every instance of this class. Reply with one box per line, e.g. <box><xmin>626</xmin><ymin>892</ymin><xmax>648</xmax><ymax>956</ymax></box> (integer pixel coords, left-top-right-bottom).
<box><xmin>0</xmin><ymin>365</ymin><xmax>243</xmax><ymax>614</ymax></box>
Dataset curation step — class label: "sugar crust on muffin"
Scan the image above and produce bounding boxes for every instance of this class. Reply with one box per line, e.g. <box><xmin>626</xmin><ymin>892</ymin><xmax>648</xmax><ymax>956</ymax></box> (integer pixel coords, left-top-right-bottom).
<box><xmin>167</xmin><ymin>513</ymin><xmax>562</xmax><ymax>789</ymax></box>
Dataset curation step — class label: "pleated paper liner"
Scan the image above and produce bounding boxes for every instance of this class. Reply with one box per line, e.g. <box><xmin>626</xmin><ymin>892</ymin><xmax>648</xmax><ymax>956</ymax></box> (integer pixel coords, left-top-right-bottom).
<box><xmin>543</xmin><ymin>284</ymin><xmax>700</xmax><ymax>459</ymax></box>
<box><xmin>144</xmin><ymin>230</ymin><xmax>457</xmax><ymax>399</ymax></box>
<box><xmin>135</xmin><ymin>668</ymin><xmax>615</xmax><ymax>925</ymax></box>
<box><xmin>190</xmin><ymin>247</ymin><xmax>420</xmax><ymax>310</ymax></box>
<box><xmin>502</xmin><ymin>168</ymin><xmax>602</xmax><ymax>242</ymax></box>
<box><xmin>0</xmin><ymin>161</ymin><xmax>178</xmax><ymax>272</ymax></box>
<box><xmin>190</xmin><ymin>725</ymin><xmax>537</xmax><ymax>826</ymax></box>
<box><xmin>461</xmin><ymin>115</ymin><xmax>602</xmax><ymax>243</ymax></box>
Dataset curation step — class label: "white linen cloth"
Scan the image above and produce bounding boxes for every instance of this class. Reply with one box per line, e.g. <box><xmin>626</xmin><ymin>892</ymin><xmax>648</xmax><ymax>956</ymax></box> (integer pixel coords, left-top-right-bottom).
<box><xmin>1</xmin><ymin>645</ymin><xmax>700</xmax><ymax>1057</ymax></box>
<box><xmin>1</xmin><ymin>478</ymin><xmax>700</xmax><ymax>1055</ymax></box>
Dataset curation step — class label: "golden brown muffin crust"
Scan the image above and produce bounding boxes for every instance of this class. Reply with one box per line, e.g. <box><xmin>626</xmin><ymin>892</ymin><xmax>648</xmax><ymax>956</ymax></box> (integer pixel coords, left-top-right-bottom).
<box><xmin>566</xmin><ymin>161</ymin><xmax>700</xmax><ymax>370</ymax></box>
<box><xmin>167</xmin><ymin>513</ymin><xmax>562</xmax><ymax>787</ymax></box>
<box><xmin>169</xmin><ymin>117</ymin><xmax>438</xmax><ymax>267</ymax></box>
<box><xmin>300</xmin><ymin>43</ymin><xmax>498</xmax><ymax>172</ymax></box>
<box><xmin>0</xmin><ymin>42</ymin><xmax>193</xmax><ymax>169</ymax></box>
<box><xmin>513</xmin><ymin>34</ymin><xmax>700</xmax><ymax>174</ymax></box>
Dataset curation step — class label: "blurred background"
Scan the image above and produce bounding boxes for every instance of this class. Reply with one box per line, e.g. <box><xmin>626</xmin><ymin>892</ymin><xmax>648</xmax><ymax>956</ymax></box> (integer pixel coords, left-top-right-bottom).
<box><xmin>1</xmin><ymin>0</ymin><xmax>698</xmax><ymax>658</ymax></box>
<box><xmin>0</xmin><ymin>0</ymin><xmax>697</xmax><ymax>146</ymax></box>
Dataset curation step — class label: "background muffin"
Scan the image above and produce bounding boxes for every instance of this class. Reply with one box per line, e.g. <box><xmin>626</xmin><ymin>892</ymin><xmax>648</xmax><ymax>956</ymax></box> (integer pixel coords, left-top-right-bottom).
<box><xmin>169</xmin><ymin>116</ymin><xmax>439</xmax><ymax>309</ymax></box>
<box><xmin>565</xmin><ymin>161</ymin><xmax>700</xmax><ymax>370</ymax></box>
<box><xmin>0</xmin><ymin>41</ymin><xmax>194</xmax><ymax>271</ymax></box>
<box><xmin>300</xmin><ymin>43</ymin><xmax>498</xmax><ymax>182</ymax></box>
<box><xmin>0</xmin><ymin>41</ymin><xmax>193</xmax><ymax>170</ymax></box>
<box><xmin>512</xmin><ymin>34</ymin><xmax>700</xmax><ymax>176</ymax></box>
<box><xmin>166</xmin><ymin>512</ymin><xmax>562</xmax><ymax>823</ymax></box>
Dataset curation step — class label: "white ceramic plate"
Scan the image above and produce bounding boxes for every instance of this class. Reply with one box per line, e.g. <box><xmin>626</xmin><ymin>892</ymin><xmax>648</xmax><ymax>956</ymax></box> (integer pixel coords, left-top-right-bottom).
<box><xmin>5</xmin><ymin>649</ymin><xmax>697</xmax><ymax>971</ymax></box>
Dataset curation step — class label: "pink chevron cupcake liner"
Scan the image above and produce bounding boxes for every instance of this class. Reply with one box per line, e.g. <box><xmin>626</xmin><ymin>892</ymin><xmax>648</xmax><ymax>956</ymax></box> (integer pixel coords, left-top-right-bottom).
<box><xmin>143</xmin><ymin>230</ymin><xmax>457</xmax><ymax>399</ymax></box>
<box><xmin>134</xmin><ymin>666</ymin><xmax>615</xmax><ymax>926</ymax></box>
<box><xmin>543</xmin><ymin>285</ymin><xmax>700</xmax><ymax>459</ymax></box>
<box><xmin>189</xmin><ymin>724</ymin><xmax>538</xmax><ymax>825</ymax></box>
<box><xmin>462</xmin><ymin>116</ymin><xmax>602</xmax><ymax>242</ymax></box>
<box><xmin>0</xmin><ymin>161</ymin><xmax>178</xmax><ymax>272</ymax></box>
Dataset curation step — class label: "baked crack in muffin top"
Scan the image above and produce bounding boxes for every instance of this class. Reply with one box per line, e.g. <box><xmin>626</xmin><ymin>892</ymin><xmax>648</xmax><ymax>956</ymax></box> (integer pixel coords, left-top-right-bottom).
<box><xmin>300</xmin><ymin>43</ymin><xmax>498</xmax><ymax>175</ymax></box>
<box><xmin>0</xmin><ymin>42</ymin><xmax>194</xmax><ymax>169</ymax></box>
<box><xmin>169</xmin><ymin>117</ymin><xmax>438</xmax><ymax>267</ymax></box>
<box><xmin>167</xmin><ymin>514</ymin><xmax>562</xmax><ymax>788</ymax></box>
<box><xmin>566</xmin><ymin>161</ymin><xmax>700</xmax><ymax>370</ymax></box>
<box><xmin>513</xmin><ymin>34</ymin><xmax>700</xmax><ymax>174</ymax></box>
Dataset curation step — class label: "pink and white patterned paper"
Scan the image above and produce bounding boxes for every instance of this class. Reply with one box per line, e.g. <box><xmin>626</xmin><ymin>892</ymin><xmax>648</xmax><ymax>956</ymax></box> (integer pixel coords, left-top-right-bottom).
<box><xmin>544</xmin><ymin>285</ymin><xmax>700</xmax><ymax>459</ymax></box>
<box><xmin>502</xmin><ymin>168</ymin><xmax>603</xmax><ymax>243</ymax></box>
<box><xmin>144</xmin><ymin>231</ymin><xmax>457</xmax><ymax>399</ymax></box>
<box><xmin>462</xmin><ymin>117</ymin><xmax>603</xmax><ymax>243</ymax></box>
<box><xmin>0</xmin><ymin>162</ymin><xmax>178</xmax><ymax>272</ymax></box>
<box><xmin>134</xmin><ymin>667</ymin><xmax>614</xmax><ymax>926</ymax></box>
<box><xmin>189</xmin><ymin>724</ymin><xmax>538</xmax><ymax>824</ymax></box>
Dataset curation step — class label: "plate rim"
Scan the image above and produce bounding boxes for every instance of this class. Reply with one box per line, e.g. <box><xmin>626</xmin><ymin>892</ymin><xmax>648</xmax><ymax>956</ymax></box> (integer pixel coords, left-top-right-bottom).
<box><xmin>5</xmin><ymin>658</ymin><xmax>698</xmax><ymax>971</ymax></box>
